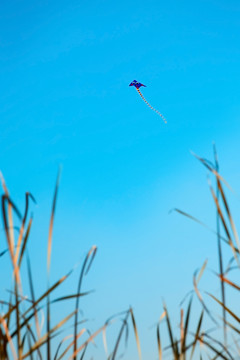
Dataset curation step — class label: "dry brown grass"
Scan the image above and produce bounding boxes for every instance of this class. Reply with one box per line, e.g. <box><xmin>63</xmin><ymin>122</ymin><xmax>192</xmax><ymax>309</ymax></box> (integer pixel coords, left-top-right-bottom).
<box><xmin>1</xmin><ymin>147</ymin><xmax>240</xmax><ymax>359</ymax></box>
<box><xmin>0</xmin><ymin>170</ymin><xmax>140</xmax><ymax>360</ymax></box>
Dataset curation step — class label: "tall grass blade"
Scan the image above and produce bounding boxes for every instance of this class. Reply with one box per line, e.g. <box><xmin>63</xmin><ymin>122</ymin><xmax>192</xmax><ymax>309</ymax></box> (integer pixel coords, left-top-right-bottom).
<box><xmin>15</xmin><ymin>285</ymin><xmax>22</xmax><ymax>360</ymax></box>
<box><xmin>79</xmin><ymin>343</ymin><xmax>88</xmax><ymax>360</ymax></box>
<box><xmin>111</xmin><ymin>310</ymin><xmax>129</xmax><ymax>360</ymax></box>
<box><xmin>73</xmin><ymin>245</ymin><xmax>97</xmax><ymax>360</ymax></box>
<box><xmin>22</xmin><ymin>310</ymin><xmax>76</xmax><ymax>359</ymax></box>
<box><xmin>203</xmin><ymin>332</ymin><xmax>234</xmax><ymax>360</ymax></box>
<box><xmin>102</xmin><ymin>326</ymin><xmax>109</xmax><ymax>357</ymax></box>
<box><xmin>68</xmin><ymin>323</ymin><xmax>108</xmax><ymax>360</ymax></box>
<box><xmin>46</xmin><ymin>291</ymin><xmax>51</xmax><ymax>360</ymax></box>
<box><xmin>47</xmin><ymin>167</ymin><xmax>61</xmax><ymax>274</ymax></box>
<box><xmin>52</xmin><ymin>291</ymin><xmax>92</xmax><ymax>303</ymax></box>
<box><xmin>191</xmin><ymin>151</ymin><xmax>232</xmax><ymax>191</ymax></box>
<box><xmin>190</xmin><ymin>310</ymin><xmax>204</xmax><ymax>360</ymax></box>
<box><xmin>223</xmin><ymin>319</ymin><xmax>240</xmax><ymax>335</ymax></box>
<box><xmin>163</xmin><ymin>303</ymin><xmax>179</xmax><ymax>359</ymax></box>
<box><xmin>196</xmin><ymin>259</ymin><xmax>208</xmax><ymax>285</ymax></box>
<box><xmin>18</xmin><ymin>216</ymin><xmax>33</xmax><ymax>268</ymax></box>
<box><xmin>180</xmin><ymin>308</ymin><xmax>184</xmax><ymax>358</ymax></box>
<box><xmin>193</xmin><ymin>267</ymin><xmax>218</xmax><ymax>325</ymax></box>
<box><xmin>53</xmin><ymin>334</ymin><xmax>73</xmax><ymax>360</ymax></box>
<box><xmin>26</xmin><ymin>252</ymin><xmax>41</xmax><ymax>340</ymax></box>
<box><xmin>217</xmin><ymin>178</ymin><xmax>240</xmax><ymax>252</ymax></box>
<box><xmin>208</xmin><ymin>293</ymin><xmax>240</xmax><ymax>323</ymax></box>
<box><xmin>182</xmin><ymin>297</ymin><xmax>192</xmax><ymax>356</ymax></box>
<box><xmin>2</xmin><ymin>195</ymin><xmax>22</xmax><ymax>285</ymax></box>
<box><xmin>209</xmin><ymin>183</ymin><xmax>240</xmax><ymax>267</ymax></box>
<box><xmin>15</xmin><ymin>192</ymin><xmax>36</xmax><ymax>265</ymax></box>
<box><xmin>56</xmin><ymin>329</ymin><xmax>86</xmax><ymax>360</ymax></box>
<box><xmin>22</xmin><ymin>270</ymin><xmax>73</xmax><ymax>318</ymax></box>
<box><xmin>23</xmin><ymin>321</ymin><xmax>43</xmax><ymax>360</ymax></box>
<box><xmin>213</xmin><ymin>144</ymin><xmax>227</xmax><ymax>347</ymax></box>
<box><xmin>174</xmin><ymin>208</ymin><xmax>239</xmax><ymax>252</ymax></box>
<box><xmin>199</xmin><ymin>338</ymin><xmax>229</xmax><ymax>360</ymax></box>
<box><xmin>157</xmin><ymin>323</ymin><xmax>162</xmax><ymax>360</ymax></box>
<box><xmin>130</xmin><ymin>308</ymin><xmax>142</xmax><ymax>359</ymax></box>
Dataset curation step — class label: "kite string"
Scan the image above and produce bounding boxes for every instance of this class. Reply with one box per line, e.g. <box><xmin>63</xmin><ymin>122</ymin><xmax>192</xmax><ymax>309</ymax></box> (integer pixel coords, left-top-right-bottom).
<box><xmin>136</xmin><ymin>88</ymin><xmax>167</xmax><ymax>124</ymax></box>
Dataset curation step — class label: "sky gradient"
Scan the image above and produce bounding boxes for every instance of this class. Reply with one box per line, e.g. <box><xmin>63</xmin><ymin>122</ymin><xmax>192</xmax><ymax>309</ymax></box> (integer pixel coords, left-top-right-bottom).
<box><xmin>1</xmin><ymin>0</ymin><xmax>240</xmax><ymax>358</ymax></box>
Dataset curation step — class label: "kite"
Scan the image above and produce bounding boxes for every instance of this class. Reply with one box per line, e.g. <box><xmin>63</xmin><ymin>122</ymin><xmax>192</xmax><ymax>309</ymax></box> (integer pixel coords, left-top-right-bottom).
<box><xmin>129</xmin><ymin>80</ymin><xmax>167</xmax><ymax>124</ymax></box>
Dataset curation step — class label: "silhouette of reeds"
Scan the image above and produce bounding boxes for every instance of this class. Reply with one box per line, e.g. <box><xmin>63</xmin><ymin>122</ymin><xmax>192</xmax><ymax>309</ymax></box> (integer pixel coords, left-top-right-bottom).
<box><xmin>1</xmin><ymin>147</ymin><xmax>240</xmax><ymax>359</ymax></box>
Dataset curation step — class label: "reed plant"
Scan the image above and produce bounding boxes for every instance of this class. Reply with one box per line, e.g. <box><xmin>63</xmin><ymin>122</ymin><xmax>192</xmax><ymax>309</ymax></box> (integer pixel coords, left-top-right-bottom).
<box><xmin>156</xmin><ymin>147</ymin><xmax>240</xmax><ymax>359</ymax></box>
<box><xmin>1</xmin><ymin>147</ymin><xmax>240</xmax><ymax>359</ymax></box>
<box><xmin>0</xmin><ymin>170</ymin><xmax>140</xmax><ymax>360</ymax></box>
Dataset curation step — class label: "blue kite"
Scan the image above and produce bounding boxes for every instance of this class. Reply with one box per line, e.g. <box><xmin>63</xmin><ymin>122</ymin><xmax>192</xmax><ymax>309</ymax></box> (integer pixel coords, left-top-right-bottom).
<box><xmin>129</xmin><ymin>80</ymin><xmax>167</xmax><ymax>123</ymax></box>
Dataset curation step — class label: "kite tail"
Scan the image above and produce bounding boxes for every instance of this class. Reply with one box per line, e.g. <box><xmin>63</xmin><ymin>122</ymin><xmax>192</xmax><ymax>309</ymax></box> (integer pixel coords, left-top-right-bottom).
<box><xmin>136</xmin><ymin>88</ymin><xmax>167</xmax><ymax>124</ymax></box>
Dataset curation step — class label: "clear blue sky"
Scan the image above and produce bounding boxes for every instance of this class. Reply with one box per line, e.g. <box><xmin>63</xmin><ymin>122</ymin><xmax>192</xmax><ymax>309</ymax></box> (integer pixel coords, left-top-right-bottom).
<box><xmin>1</xmin><ymin>0</ymin><xmax>240</xmax><ymax>358</ymax></box>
